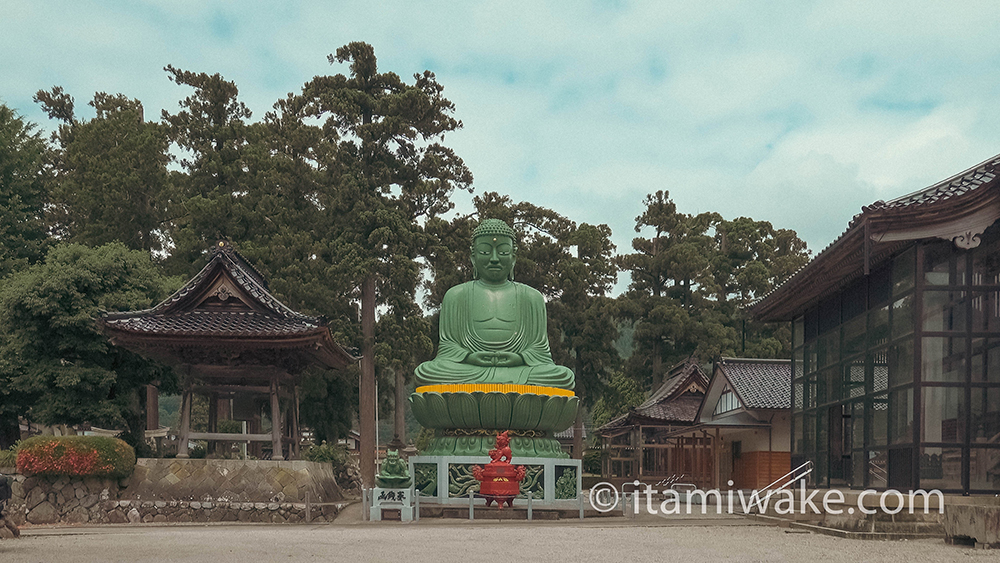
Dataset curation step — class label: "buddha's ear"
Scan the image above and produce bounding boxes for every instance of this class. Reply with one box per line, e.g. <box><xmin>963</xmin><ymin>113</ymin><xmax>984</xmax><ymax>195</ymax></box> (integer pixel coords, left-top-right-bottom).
<box><xmin>508</xmin><ymin>258</ymin><xmax>515</xmax><ymax>282</ymax></box>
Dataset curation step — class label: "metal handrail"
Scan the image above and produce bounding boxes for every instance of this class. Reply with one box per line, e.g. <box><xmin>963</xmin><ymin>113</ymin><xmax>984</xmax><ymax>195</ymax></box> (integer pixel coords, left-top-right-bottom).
<box><xmin>654</xmin><ymin>473</ymin><xmax>688</xmax><ymax>488</ymax></box>
<box><xmin>869</xmin><ymin>459</ymin><xmax>888</xmax><ymax>482</ymax></box>
<box><xmin>728</xmin><ymin>460</ymin><xmax>812</xmax><ymax>515</ymax></box>
<box><xmin>759</xmin><ymin>460</ymin><xmax>813</xmax><ymax>494</ymax></box>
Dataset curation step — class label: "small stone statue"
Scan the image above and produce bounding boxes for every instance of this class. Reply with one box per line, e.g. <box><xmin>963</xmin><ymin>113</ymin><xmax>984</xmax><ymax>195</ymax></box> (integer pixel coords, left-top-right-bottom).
<box><xmin>375</xmin><ymin>450</ymin><xmax>412</xmax><ymax>489</ymax></box>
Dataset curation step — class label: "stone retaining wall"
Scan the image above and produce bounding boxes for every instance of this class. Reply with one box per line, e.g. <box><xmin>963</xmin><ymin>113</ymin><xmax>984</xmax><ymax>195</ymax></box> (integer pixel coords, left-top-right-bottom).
<box><xmin>125</xmin><ymin>458</ymin><xmax>342</xmax><ymax>504</ymax></box>
<box><xmin>0</xmin><ymin>458</ymin><xmax>344</xmax><ymax>531</ymax></box>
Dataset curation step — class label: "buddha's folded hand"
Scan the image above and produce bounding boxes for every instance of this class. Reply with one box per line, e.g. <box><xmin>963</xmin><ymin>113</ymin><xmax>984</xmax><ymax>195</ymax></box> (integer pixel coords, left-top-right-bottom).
<box><xmin>466</xmin><ymin>351</ymin><xmax>523</xmax><ymax>367</ymax></box>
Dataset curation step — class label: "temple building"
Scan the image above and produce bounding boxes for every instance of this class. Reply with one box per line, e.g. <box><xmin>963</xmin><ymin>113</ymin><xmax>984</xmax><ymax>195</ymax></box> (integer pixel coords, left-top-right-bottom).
<box><xmin>99</xmin><ymin>241</ymin><xmax>357</xmax><ymax>460</ymax></box>
<box><xmin>693</xmin><ymin>358</ymin><xmax>791</xmax><ymax>489</ymax></box>
<box><xmin>751</xmin><ymin>154</ymin><xmax>1000</xmax><ymax>493</ymax></box>
<box><xmin>596</xmin><ymin>359</ymin><xmax>711</xmax><ymax>486</ymax></box>
<box><xmin>597</xmin><ymin>357</ymin><xmax>792</xmax><ymax>490</ymax></box>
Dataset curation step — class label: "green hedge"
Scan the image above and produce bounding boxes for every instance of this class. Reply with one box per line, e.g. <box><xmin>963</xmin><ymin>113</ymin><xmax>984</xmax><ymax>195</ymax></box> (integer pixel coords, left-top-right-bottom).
<box><xmin>16</xmin><ymin>436</ymin><xmax>136</xmax><ymax>479</ymax></box>
<box><xmin>0</xmin><ymin>446</ymin><xmax>17</xmax><ymax>468</ymax></box>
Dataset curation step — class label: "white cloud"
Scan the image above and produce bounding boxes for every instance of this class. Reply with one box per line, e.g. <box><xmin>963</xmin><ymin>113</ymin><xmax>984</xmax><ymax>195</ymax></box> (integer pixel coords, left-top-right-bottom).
<box><xmin>4</xmin><ymin>0</ymin><xmax>1000</xmax><ymax>269</ymax></box>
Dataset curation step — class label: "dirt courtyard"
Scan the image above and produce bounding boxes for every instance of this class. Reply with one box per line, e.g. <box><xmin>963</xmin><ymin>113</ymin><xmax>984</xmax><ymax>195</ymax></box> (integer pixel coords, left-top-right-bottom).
<box><xmin>0</xmin><ymin>514</ymin><xmax>992</xmax><ymax>563</ymax></box>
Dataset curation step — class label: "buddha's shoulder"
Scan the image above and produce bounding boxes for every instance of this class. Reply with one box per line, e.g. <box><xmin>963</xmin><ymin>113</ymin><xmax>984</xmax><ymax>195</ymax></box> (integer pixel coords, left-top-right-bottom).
<box><xmin>442</xmin><ymin>281</ymin><xmax>543</xmax><ymax>300</ymax></box>
<box><xmin>512</xmin><ymin>282</ymin><xmax>545</xmax><ymax>301</ymax></box>
<box><xmin>442</xmin><ymin>281</ymin><xmax>475</xmax><ymax>301</ymax></box>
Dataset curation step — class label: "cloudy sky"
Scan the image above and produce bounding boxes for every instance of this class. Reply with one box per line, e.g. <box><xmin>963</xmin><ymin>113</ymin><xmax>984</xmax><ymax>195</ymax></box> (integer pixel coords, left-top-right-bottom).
<box><xmin>5</xmin><ymin>1</ymin><xmax>1000</xmax><ymax>283</ymax></box>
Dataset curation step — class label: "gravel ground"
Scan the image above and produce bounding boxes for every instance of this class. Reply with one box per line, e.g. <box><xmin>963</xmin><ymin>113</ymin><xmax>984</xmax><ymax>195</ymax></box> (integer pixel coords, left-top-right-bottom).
<box><xmin>0</xmin><ymin>509</ymin><xmax>991</xmax><ymax>563</ymax></box>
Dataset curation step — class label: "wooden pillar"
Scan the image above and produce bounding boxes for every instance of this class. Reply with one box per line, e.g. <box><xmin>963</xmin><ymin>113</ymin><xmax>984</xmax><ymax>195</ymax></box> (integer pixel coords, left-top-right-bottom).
<box><xmin>270</xmin><ymin>376</ymin><xmax>283</xmax><ymax>461</ymax></box>
<box><xmin>702</xmin><ymin>431</ymin><xmax>710</xmax><ymax>489</ymax></box>
<box><xmin>217</xmin><ymin>395</ymin><xmax>231</xmax><ymax>420</ymax></box>
<box><xmin>291</xmin><ymin>385</ymin><xmax>301</xmax><ymax>459</ymax></box>
<box><xmin>145</xmin><ymin>385</ymin><xmax>159</xmax><ymax>431</ymax></box>
<box><xmin>714</xmin><ymin>428</ymin><xmax>721</xmax><ymax>489</ymax></box>
<box><xmin>638</xmin><ymin>426</ymin><xmax>644</xmax><ymax>477</ymax></box>
<box><xmin>696</xmin><ymin>437</ymin><xmax>702</xmax><ymax>484</ymax></box>
<box><xmin>250</xmin><ymin>410</ymin><xmax>262</xmax><ymax>459</ymax></box>
<box><xmin>177</xmin><ymin>388</ymin><xmax>192</xmax><ymax>458</ymax></box>
<box><xmin>207</xmin><ymin>392</ymin><xmax>219</xmax><ymax>455</ymax></box>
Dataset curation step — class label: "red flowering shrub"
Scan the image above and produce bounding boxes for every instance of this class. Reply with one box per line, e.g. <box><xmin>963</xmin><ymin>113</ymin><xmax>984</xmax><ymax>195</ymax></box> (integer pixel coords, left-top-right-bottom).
<box><xmin>16</xmin><ymin>436</ymin><xmax>135</xmax><ymax>478</ymax></box>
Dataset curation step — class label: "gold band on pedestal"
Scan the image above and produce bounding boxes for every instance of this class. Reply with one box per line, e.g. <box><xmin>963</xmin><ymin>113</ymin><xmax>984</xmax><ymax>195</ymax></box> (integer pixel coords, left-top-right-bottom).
<box><xmin>414</xmin><ymin>383</ymin><xmax>575</xmax><ymax>397</ymax></box>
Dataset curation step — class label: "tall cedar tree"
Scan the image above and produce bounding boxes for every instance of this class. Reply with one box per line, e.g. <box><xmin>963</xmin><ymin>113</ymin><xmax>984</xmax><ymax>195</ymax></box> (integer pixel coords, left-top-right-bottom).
<box><xmin>297</xmin><ymin>42</ymin><xmax>472</xmax><ymax>484</ymax></box>
<box><xmin>34</xmin><ymin>88</ymin><xmax>171</xmax><ymax>253</ymax></box>
<box><xmin>618</xmin><ymin>191</ymin><xmax>810</xmax><ymax>392</ymax></box>
<box><xmin>0</xmin><ymin>103</ymin><xmax>49</xmax><ymax>281</ymax></box>
<box><xmin>618</xmin><ymin>190</ymin><xmax>721</xmax><ymax>388</ymax></box>
<box><xmin>160</xmin><ymin>65</ymin><xmax>261</xmax><ymax>272</ymax></box>
<box><xmin>163</xmin><ymin>67</ymin><xmax>364</xmax><ymax>444</ymax></box>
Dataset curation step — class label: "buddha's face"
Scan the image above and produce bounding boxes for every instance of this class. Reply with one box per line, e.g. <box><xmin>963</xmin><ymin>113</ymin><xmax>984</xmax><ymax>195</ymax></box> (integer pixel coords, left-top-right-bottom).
<box><xmin>472</xmin><ymin>235</ymin><xmax>515</xmax><ymax>284</ymax></box>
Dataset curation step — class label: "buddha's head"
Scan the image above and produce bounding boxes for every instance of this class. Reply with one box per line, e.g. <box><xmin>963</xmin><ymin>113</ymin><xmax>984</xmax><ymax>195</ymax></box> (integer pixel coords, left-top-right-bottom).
<box><xmin>471</xmin><ymin>219</ymin><xmax>517</xmax><ymax>284</ymax></box>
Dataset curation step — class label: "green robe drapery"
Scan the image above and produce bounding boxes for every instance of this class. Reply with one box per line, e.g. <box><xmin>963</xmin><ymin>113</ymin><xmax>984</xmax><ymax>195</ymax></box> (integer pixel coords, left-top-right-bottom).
<box><xmin>415</xmin><ymin>280</ymin><xmax>575</xmax><ymax>390</ymax></box>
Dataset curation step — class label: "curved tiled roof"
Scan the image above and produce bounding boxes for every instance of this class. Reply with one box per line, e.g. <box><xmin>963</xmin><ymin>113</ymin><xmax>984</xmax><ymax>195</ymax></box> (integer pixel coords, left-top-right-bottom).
<box><xmin>860</xmin><ymin>156</ymin><xmax>998</xmax><ymax>214</ymax></box>
<box><xmin>102</xmin><ymin>310</ymin><xmax>323</xmax><ymax>338</ymax></box>
<box><xmin>98</xmin><ymin>241</ymin><xmax>358</xmax><ymax>370</ymax></box>
<box><xmin>597</xmin><ymin>358</ymin><xmax>709</xmax><ymax>432</ymax></box>
<box><xmin>101</xmin><ymin>241</ymin><xmax>323</xmax><ymax>335</ymax></box>
<box><xmin>751</xmin><ymin>153</ymin><xmax>1000</xmax><ymax>321</ymax></box>
<box><xmin>106</xmin><ymin>241</ymin><xmax>312</xmax><ymax>323</ymax></box>
<box><xmin>718</xmin><ymin>358</ymin><xmax>790</xmax><ymax>410</ymax></box>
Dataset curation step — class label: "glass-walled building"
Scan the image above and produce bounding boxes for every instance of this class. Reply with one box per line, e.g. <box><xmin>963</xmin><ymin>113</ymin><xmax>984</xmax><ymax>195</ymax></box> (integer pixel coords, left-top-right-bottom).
<box><xmin>752</xmin><ymin>155</ymin><xmax>1000</xmax><ymax>493</ymax></box>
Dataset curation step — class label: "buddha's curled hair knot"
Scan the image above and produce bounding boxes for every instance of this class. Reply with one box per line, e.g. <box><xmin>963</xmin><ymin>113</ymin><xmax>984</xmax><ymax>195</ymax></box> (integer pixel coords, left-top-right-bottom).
<box><xmin>471</xmin><ymin>219</ymin><xmax>517</xmax><ymax>250</ymax></box>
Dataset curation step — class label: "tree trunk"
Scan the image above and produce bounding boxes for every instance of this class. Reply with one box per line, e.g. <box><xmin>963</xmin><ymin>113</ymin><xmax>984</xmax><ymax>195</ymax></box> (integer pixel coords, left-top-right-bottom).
<box><xmin>0</xmin><ymin>416</ymin><xmax>20</xmax><ymax>450</ymax></box>
<box><xmin>652</xmin><ymin>340</ymin><xmax>662</xmax><ymax>391</ymax></box>
<box><xmin>572</xmin><ymin>371</ymin><xmax>584</xmax><ymax>460</ymax></box>
<box><xmin>394</xmin><ymin>369</ymin><xmax>406</xmax><ymax>445</ymax></box>
<box><xmin>360</xmin><ymin>275</ymin><xmax>377</xmax><ymax>487</ymax></box>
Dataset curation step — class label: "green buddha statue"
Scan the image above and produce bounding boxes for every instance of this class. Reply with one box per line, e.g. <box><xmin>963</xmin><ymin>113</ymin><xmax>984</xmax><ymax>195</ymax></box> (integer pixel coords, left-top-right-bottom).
<box><xmin>410</xmin><ymin>219</ymin><xmax>579</xmax><ymax>458</ymax></box>
<box><xmin>415</xmin><ymin>219</ymin><xmax>575</xmax><ymax>390</ymax></box>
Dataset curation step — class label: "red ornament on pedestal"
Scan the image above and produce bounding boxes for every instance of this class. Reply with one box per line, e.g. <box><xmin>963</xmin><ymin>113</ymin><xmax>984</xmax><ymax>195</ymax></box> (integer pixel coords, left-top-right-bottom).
<box><xmin>472</xmin><ymin>431</ymin><xmax>527</xmax><ymax>508</ymax></box>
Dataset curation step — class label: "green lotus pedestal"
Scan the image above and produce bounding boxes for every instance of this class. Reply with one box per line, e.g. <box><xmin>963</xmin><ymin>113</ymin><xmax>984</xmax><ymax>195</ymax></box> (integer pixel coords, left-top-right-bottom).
<box><xmin>409</xmin><ymin>387</ymin><xmax>579</xmax><ymax>459</ymax></box>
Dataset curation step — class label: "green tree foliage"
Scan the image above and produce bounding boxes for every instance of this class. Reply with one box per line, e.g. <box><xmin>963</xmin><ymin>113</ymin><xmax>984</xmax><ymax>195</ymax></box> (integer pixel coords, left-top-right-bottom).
<box><xmin>0</xmin><ymin>243</ymin><xmax>179</xmax><ymax>450</ymax></box>
<box><xmin>590</xmin><ymin>371</ymin><xmax>647</xmax><ymax>428</ymax></box>
<box><xmin>160</xmin><ymin>65</ymin><xmax>264</xmax><ymax>272</ymax></box>
<box><xmin>0</xmin><ymin>103</ymin><xmax>49</xmax><ymax>279</ymax></box>
<box><xmin>617</xmin><ymin>190</ymin><xmax>722</xmax><ymax>387</ymax></box>
<box><xmin>294</xmin><ymin>43</ymin><xmax>472</xmax><ymax>478</ymax></box>
<box><xmin>618</xmin><ymin>190</ymin><xmax>810</xmax><ymax>391</ymax></box>
<box><xmin>34</xmin><ymin>88</ymin><xmax>171</xmax><ymax>252</ymax></box>
<box><xmin>298</xmin><ymin>365</ymin><xmax>359</xmax><ymax>444</ymax></box>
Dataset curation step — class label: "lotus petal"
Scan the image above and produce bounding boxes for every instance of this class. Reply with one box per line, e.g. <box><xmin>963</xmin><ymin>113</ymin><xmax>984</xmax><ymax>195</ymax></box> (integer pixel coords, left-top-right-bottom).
<box><xmin>551</xmin><ymin>396</ymin><xmax>580</xmax><ymax>432</ymax></box>
<box><xmin>511</xmin><ymin>393</ymin><xmax>544</xmax><ymax>430</ymax></box>
<box><xmin>446</xmin><ymin>392</ymin><xmax>480</xmax><ymax>428</ymax></box>
<box><xmin>423</xmin><ymin>392</ymin><xmax>451</xmax><ymax>428</ymax></box>
<box><xmin>538</xmin><ymin>395</ymin><xmax>569</xmax><ymax>431</ymax></box>
<box><xmin>478</xmin><ymin>392</ymin><xmax>512</xmax><ymax>429</ymax></box>
<box><xmin>409</xmin><ymin>393</ymin><xmax>431</xmax><ymax>427</ymax></box>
